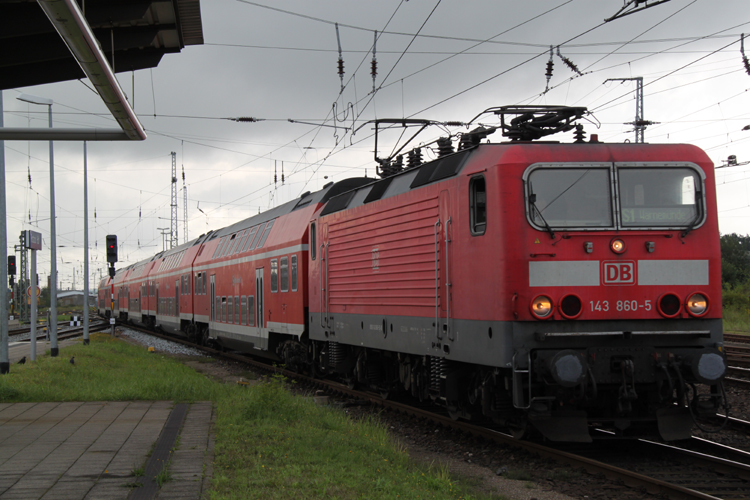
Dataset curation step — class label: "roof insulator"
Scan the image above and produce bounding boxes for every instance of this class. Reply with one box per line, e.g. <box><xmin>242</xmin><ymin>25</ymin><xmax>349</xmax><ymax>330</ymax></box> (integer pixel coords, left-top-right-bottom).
<box><xmin>407</xmin><ymin>148</ymin><xmax>423</xmax><ymax>168</ymax></box>
<box><xmin>437</xmin><ymin>137</ymin><xmax>454</xmax><ymax>157</ymax></box>
<box><xmin>371</xmin><ymin>31</ymin><xmax>378</xmax><ymax>93</ymax></box>
<box><xmin>574</xmin><ymin>124</ymin><xmax>586</xmax><ymax>143</ymax></box>
<box><xmin>230</xmin><ymin>117</ymin><xmax>263</xmax><ymax>123</ymax></box>
<box><xmin>544</xmin><ymin>46</ymin><xmax>554</xmax><ymax>93</ymax></box>
<box><xmin>336</xmin><ymin>23</ymin><xmax>345</xmax><ymax>92</ymax></box>
<box><xmin>557</xmin><ymin>46</ymin><xmax>583</xmax><ymax>76</ymax></box>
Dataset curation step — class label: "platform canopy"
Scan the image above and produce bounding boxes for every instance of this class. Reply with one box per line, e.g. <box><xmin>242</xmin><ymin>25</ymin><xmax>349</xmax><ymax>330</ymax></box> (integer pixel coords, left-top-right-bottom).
<box><xmin>0</xmin><ymin>0</ymin><xmax>204</xmax><ymax>91</ymax></box>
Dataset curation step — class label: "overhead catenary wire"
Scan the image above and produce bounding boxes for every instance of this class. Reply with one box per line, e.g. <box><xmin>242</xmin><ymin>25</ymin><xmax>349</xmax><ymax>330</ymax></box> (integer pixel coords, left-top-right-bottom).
<box><xmin>13</xmin><ymin>3</ymin><xmax>750</xmax><ymax>271</ymax></box>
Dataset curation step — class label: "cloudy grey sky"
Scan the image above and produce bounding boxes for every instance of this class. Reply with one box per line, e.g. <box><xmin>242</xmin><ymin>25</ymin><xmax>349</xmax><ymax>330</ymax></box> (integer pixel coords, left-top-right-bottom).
<box><xmin>3</xmin><ymin>0</ymin><xmax>750</xmax><ymax>291</ymax></box>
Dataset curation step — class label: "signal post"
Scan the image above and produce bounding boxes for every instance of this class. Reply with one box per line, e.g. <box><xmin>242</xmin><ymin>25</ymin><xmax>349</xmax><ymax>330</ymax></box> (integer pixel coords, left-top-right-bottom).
<box><xmin>107</xmin><ymin>235</ymin><xmax>117</xmax><ymax>335</ymax></box>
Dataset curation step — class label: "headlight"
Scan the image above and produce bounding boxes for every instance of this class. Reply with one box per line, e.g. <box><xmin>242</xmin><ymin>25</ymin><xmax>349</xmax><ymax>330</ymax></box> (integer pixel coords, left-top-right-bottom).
<box><xmin>530</xmin><ymin>295</ymin><xmax>553</xmax><ymax>319</ymax></box>
<box><xmin>610</xmin><ymin>238</ymin><xmax>626</xmax><ymax>254</ymax></box>
<box><xmin>688</xmin><ymin>350</ymin><xmax>726</xmax><ymax>383</ymax></box>
<box><xmin>559</xmin><ymin>294</ymin><xmax>582</xmax><ymax>319</ymax></box>
<box><xmin>549</xmin><ymin>350</ymin><xmax>587</xmax><ymax>387</ymax></box>
<box><xmin>657</xmin><ymin>293</ymin><xmax>681</xmax><ymax>318</ymax></box>
<box><xmin>686</xmin><ymin>293</ymin><xmax>708</xmax><ymax>317</ymax></box>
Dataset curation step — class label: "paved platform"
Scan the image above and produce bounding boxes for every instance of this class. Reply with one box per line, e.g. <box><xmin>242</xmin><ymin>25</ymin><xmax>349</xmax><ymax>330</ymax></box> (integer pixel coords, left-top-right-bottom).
<box><xmin>0</xmin><ymin>401</ymin><xmax>214</xmax><ymax>500</ymax></box>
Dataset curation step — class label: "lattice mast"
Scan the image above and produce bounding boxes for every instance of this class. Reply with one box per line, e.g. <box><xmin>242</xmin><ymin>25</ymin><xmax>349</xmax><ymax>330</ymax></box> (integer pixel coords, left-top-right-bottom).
<box><xmin>182</xmin><ymin>164</ymin><xmax>188</xmax><ymax>244</ymax></box>
<box><xmin>16</xmin><ymin>234</ymin><xmax>29</xmax><ymax>322</ymax></box>
<box><xmin>170</xmin><ymin>151</ymin><xmax>178</xmax><ymax>249</ymax></box>
<box><xmin>605</xmin><ymin>77</ymin><xmax>653</xmax><ymax>143</ymax></box>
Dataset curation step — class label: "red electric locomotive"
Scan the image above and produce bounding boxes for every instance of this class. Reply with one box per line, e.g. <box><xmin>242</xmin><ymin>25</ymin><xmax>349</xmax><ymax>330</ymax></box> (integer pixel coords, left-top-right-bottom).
<box><xmin>304</xmin><ymin>106</ymin><xmax>726</xmax><ymax>441</ymax></box>
<box><xmin>103</xmin><ymin>106</ymin><xmax>727</xmax><ymax>442</ymax></box>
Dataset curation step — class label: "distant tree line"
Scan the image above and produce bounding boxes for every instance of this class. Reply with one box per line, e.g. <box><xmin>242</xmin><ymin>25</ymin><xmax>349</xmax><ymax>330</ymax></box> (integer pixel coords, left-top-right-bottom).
<box><xmin>721</xmin><ymin>233</ymin><xmax>750</xmax><ymax>288</ymax></box>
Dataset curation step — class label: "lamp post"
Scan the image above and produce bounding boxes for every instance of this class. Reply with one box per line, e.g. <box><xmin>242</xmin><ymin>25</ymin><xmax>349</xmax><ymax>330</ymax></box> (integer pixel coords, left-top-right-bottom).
<box><xmin>83</xmin><ymin>142</ymin><xmax>90</xmax><ymax>344</ymax></box>
<box><xmin>17</xmin><ymin>93</ymin><xmax>58</xmax><ymax>357</ymax></box>
<box><xmin>1</xmin><ymin>90</ymin><xmax>9</xmax><ymax>374</ymax></box>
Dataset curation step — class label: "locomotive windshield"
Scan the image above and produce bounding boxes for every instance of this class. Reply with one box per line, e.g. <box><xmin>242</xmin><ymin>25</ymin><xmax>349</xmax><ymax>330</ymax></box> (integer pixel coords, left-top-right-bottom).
<box><xmin>618</xmin><ymin>167</ymin><xmax>700</xmax><ymax>227</ymax></box>
<box><xmin>528</xmin><ymin>168</ymin><xmax>613</xmax><ymax>227</ymax></box>
<box><xmin>526</xmin><ymin>164</ymin><xmax>704</xmax><ymax>230</ymax></box>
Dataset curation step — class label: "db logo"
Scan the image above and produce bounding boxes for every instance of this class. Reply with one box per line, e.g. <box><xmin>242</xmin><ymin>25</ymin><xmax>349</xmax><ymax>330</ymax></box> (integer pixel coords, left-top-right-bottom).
<box><xmin>602</xmin><ymin>261</ymin><xmax>636</xmax><ymax>285</ymax></box>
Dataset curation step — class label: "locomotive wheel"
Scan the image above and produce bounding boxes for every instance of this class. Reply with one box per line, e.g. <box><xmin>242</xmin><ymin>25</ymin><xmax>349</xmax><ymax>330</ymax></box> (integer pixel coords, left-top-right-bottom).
<box><xmin>507</xmin><ymin>419</ymin><xmax>528</xmax><ymax>440</ymax></box>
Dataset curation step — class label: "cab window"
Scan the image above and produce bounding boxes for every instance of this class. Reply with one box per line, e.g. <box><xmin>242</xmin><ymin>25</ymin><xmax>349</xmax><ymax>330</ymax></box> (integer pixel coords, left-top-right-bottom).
<box><xmin>527</xmin><ymin>167</ymin><xmax>612</xmax><ymax>229</ymax></box>
<box><xmin>469</xmin><ymin>176</ymin><xmax>487</xmax><ymax>235</ymax></box>
<box><xmin>618</xmin><ymin>167</ymin><xmax>702</xmax><ymax>228</ymax></box>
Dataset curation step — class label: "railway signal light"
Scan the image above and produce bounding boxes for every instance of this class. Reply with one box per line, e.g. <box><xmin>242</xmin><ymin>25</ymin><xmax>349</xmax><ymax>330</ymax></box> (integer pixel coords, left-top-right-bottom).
<box><xmin>8</xmin><ymin>255</ymin><xmax>15</xmax><ymax>286</ymax></box>
<box><xmin>106</xmin><ymin>235</ymin><xmax>118</xmax><ymax>263</ymax></box>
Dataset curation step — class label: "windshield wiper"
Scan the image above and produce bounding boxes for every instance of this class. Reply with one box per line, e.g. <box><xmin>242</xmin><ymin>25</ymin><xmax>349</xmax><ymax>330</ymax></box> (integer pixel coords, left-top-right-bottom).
<box><xmin>528</xmin><ymin>189</ymin><xmax>555</xmax><ymax>239</ymax></box>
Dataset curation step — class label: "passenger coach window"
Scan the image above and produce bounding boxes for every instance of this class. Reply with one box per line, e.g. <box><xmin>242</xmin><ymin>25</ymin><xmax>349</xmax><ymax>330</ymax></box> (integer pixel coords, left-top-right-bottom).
<box><xmin>234</xmin><ymin>296</ymin><xmax>240</xmax><ymax>323</ymax></box>
<box><xmin>280</xmin><ymin>257</ymin><xmax>289</xmax><ymax>292</ymax></box>
<box><xmin>618</xmin><ymin>167</ymin><xmax>701</xmax><ymax>228</ymax></box>
<box><xmin>470</xmin><ymin>176</ymin><xmax>487</xmax><ymax>235</ymax></box>
<box><xmin>241</xmin><ymin>296</ymin><xmax>247</xmax><ymax>325</ymax></box>
<box><xmin>257</xmin><ymin>220</ymin><xmax>275</xmax><ymax>248</ymax></box>
<box><xmin>291</xmin><ymin>255</ymin><xmax>298</xmax><ymax>291</ymax></box>
<box><xmin>527</xmin><ymin>167</ymin><xmax>612</xmax><ymax>229</ymax></box>
<box><xmin>244</xmin><ymin>225</ymin><xmax>262</xmax><ymax>252</ymax></box>
<box><xmin>221</xmin><ymin>234</ymin><xmax>236</xmax><ymax>257</ymax></box>
<box><xmin>271</xmin><ymin>259</ymin><xmax>279</xmax><ymax>292</ymax></box>
<box><xmin>212</xmin><ymin>237</ymin><xmax>226</xmax><ymax>258</ymax></box>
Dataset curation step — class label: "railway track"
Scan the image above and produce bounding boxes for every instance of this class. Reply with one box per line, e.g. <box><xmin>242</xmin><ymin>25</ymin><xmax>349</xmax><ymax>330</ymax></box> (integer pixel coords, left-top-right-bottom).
<box><xmin>9</xmin><ymin>321</ymin><xmax>72</xmax><ymax>337</ymax></box>
<box><xmin>14</xmin><ymin>320</ymin><xmax>109</xmax><ymax>343</ymax></box>
<box><xmin>725</xmin><ymin>333</ymin><xmax>750</xmax><ymax>345</ymax></box>
<box><xmin>722</xmin><ymin>335</ymin><xmax>750</xmax><ymax>388</ymax></box>
<box><xmin>118</xmin><ymin>321</ymin><xmax>750</xmax><ymax>500</ymax></box>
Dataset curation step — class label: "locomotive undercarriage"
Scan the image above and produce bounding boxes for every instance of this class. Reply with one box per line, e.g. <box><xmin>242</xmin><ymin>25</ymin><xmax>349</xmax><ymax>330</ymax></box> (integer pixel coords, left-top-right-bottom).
<box><xmin>298</xmin><ymin>335</ymin><xmax>726</xmax><ymax>443</ymax></box>
<box><xmin>109</xmin><ymin>309</ymin><xmax>728</xmax><ymax>443</ymax></box>
<box><xmin>514</xmin><ymin>343</ymin><xmax>727</xmax><ymax>441</ymax></box>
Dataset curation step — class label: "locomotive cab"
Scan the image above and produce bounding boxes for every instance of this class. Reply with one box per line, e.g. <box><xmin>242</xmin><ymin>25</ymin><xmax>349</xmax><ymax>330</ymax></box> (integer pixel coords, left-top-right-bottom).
<box><xmin>514</xmin><ymin>150</ymin><xmax>726</xmax><ymax>441</ymax></box>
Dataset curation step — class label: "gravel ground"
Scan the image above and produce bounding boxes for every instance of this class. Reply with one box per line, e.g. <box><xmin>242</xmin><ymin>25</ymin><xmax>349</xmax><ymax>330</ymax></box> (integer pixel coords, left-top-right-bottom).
<box><xmin>117</xmin><ymin>326</ymin><xmax>207</xmax><ymax>357</ymax></box>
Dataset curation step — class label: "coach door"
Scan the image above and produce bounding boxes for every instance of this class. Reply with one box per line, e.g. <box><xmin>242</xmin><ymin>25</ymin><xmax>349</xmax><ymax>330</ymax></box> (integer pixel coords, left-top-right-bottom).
<box><xmin>175</xmin><ymin>279</ymin><xmax>179</xmax><ymax>318</ymax></box>
<box><xmin>210</xmin><ymin>274</ymin><xmax>215</xmax><ymax>322</ymax></box>
<box><xmin>256</xmin><ymin>268</ymin><xmax>266</xmax><ymax>349</ymax></box>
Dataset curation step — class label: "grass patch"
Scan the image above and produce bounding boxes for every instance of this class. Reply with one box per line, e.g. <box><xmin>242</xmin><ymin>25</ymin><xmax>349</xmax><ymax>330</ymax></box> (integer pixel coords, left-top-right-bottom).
<box><xmin>0</xmin><ymin>334</ymin><xmax>220</xmax><ymax>402</ymax></box>
<box><xmin>132</xmin><ymin>464</ymin><xmax>145</xmax><ymax>478</ymax></box>
<box><xmin>155</xmin><ymin>460</ymin><xmax>172</xmax><ymax>487</ymax></box>
<box><xmin>723</xmin><ymin>284</ymin><xmax>750</xmax><ymax>332</ymax></box>
<box><xmin>1</xmin><ymin>334</ymin><xmax>489</xmax><ymax>499</ymax></box>
<box><xmin>211</xmin><ymin>375</ymin><xmax>484</xmax><ymax>499</ymax></box>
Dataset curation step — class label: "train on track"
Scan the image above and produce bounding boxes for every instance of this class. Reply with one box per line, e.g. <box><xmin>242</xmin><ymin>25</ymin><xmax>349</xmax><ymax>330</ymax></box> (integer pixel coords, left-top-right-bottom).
<box><xmin>100</xmin><ymin>106</ymin><xmax>727</xmax><ymax>442</ymax></box>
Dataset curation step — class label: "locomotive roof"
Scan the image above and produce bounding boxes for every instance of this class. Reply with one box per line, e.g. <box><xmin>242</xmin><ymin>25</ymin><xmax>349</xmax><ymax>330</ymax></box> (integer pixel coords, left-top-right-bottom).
<box><xmin>320</xmin><ymin>147</ymin><xmax>475</xmax><ymax>217</ymax></box>
<box><xmin>318</xmin><ymin>140</ymin><xmax>713</xmax><ymax>217</ymax></box>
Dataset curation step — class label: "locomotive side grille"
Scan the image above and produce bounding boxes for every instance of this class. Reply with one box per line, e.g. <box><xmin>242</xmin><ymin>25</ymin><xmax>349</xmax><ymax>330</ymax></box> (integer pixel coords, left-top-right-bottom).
<box><xmin>327</xmin><ymin>197</ymin><xmax>440</xmax><ymax>312</ymax></box>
